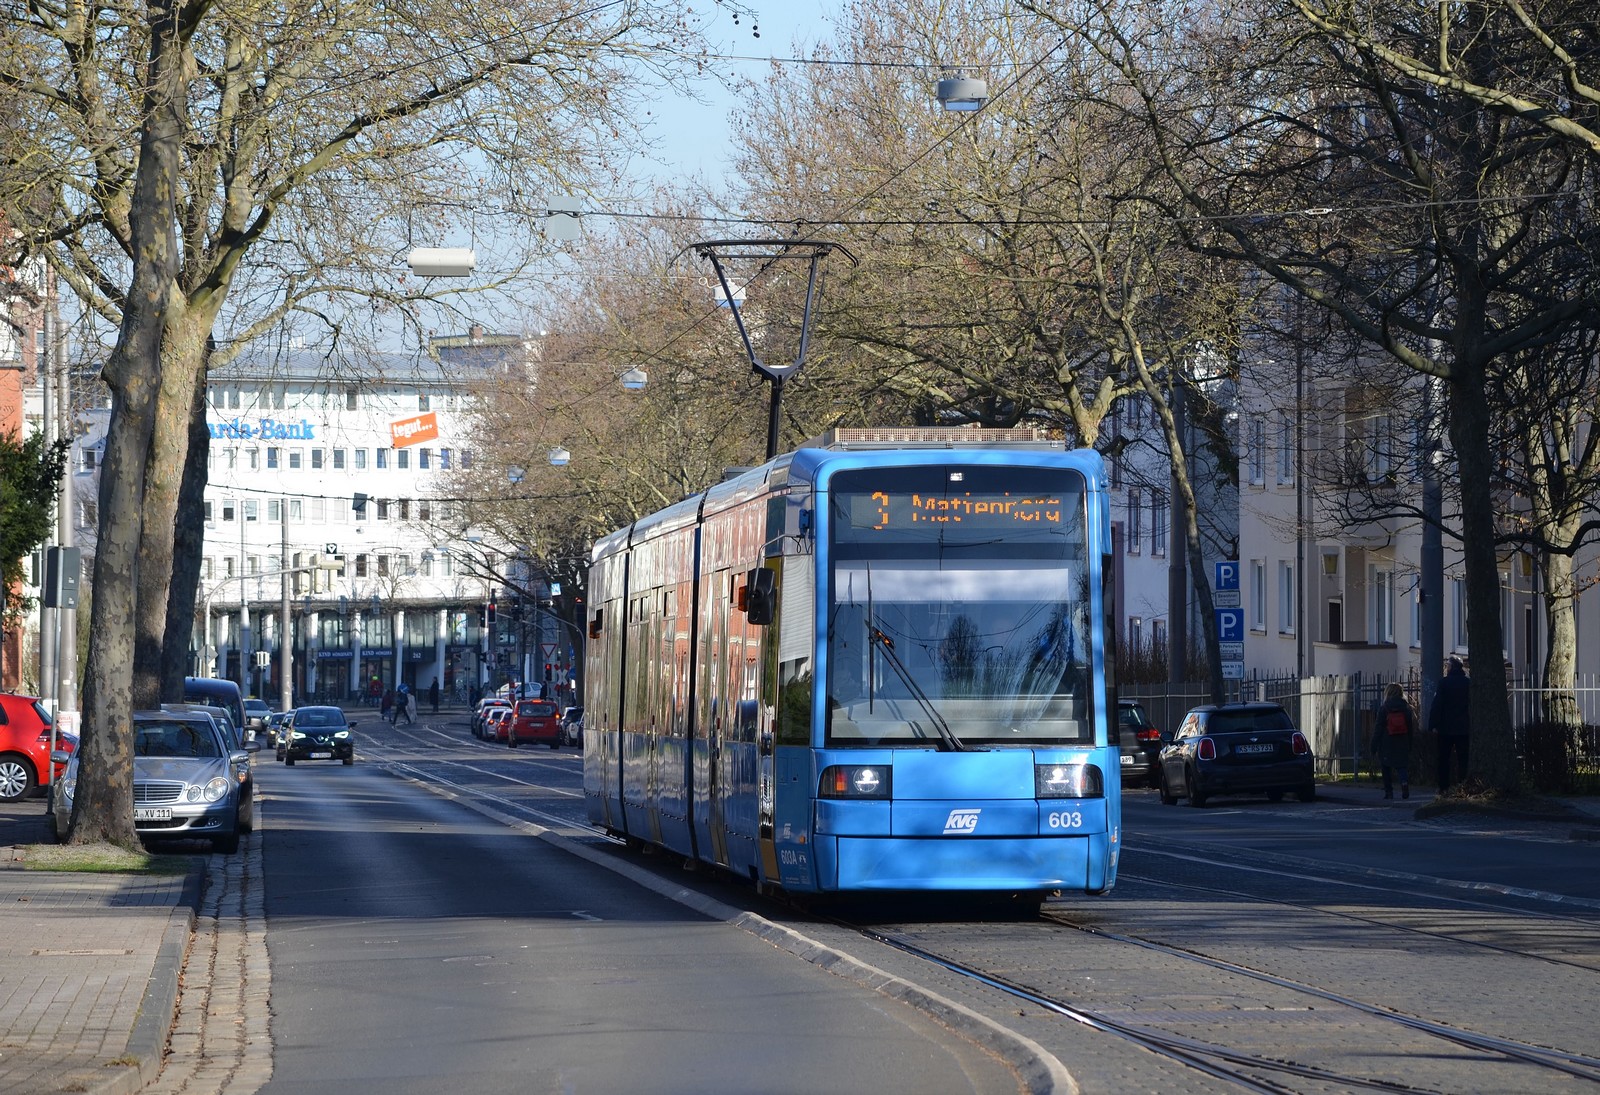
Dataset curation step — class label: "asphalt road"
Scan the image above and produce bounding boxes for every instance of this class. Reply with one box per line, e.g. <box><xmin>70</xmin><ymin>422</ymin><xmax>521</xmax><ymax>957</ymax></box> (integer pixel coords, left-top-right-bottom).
<box><xmin>252</xmin><ymin>754</ymin><xmax>1024</xmax><ymax>1095</ymax></box>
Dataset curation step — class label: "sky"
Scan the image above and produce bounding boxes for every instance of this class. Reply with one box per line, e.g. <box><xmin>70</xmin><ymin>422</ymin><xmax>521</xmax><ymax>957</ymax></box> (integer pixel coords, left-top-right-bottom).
<box><xmin>632</xmin><ymin>0</ymin><xmax>843</xmax><ymax>184</ymax></box>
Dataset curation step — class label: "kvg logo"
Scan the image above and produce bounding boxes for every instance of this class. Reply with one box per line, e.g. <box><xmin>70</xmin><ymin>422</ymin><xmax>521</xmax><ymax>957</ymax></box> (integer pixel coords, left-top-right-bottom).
<box><xmin>943</xmin><ymin>808</ymin><xmax>981</xmax><ymax>834</ymax></box>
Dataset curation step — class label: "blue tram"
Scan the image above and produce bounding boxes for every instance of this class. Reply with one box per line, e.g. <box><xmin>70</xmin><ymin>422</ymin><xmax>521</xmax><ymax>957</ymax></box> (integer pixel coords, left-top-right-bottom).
<box><xmin>582</xmin><ymin>428</ymin><xmax>1120</xmax><ymax>900</ymax></box>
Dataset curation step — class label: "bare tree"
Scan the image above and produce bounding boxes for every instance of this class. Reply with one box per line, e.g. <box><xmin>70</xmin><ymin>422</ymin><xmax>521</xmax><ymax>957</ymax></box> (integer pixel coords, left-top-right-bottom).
<box><xmin>1</xmin><ymin>0</ymin><xmax>752</xmax><ymax>846</ymax></box>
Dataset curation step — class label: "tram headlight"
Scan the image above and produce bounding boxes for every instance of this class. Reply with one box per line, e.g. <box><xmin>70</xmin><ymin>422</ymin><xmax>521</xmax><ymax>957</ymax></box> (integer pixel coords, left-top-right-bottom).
<box><xmin>819</xmin><ymin>765</ymin><xmax>891</xmax><ymax>799</ymax></box>
<box><xmin>1035</xmin><ymin>763</ymin><xmax>1103</xmax><ymax>798</ymax></box>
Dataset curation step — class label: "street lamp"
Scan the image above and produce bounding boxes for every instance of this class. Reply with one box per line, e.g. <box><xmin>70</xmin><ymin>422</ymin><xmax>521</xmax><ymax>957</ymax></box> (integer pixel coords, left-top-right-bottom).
<box><xmin>936</xmin><ymin>74</ymin><xmax>988</xmax><ymax>111</ymax></box>
<box><xmin>405</xmin><ymin>247</ymin><xmax>477</xmax><ymax>277</ymax></box>
<box><xmin>548</xmin><ymin>446</ymin><xmax>570</xmax><ymax>466</ymax></box>
<box><xmin>619</xmin><ymin>366</ymin><xmax>648</xmax><ymax>391</ymax></box>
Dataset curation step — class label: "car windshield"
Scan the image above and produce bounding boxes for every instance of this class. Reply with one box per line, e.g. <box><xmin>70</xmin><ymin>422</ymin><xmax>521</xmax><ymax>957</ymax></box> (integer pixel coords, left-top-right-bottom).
<box><xmin>135</xmin><ymin>721</ymin><xmax>221</xmax><ymax>758</ymax></box>
<box><xmin>518</xmin><ymin>702</ymin><xmax>557</xmax><ymax>717</ymax></box>
<box><xmin>1210</xmin><ymin>709</ymin><xmax>1293</xmax><ymax>734</ymax></box>
<box><xmin>245</xmin><ymin>700</ymin><xmax>269</xmax><ymax>713</ymax></box>
<box><xmin>294</xmin><ymin>711</ymin><xmax>341</xmax><ymax>728</ymax></box>
<box><xmin>1119</xmin><ymin>703</ymin><xmax>1152</xmax><ymax>730</ymax></box>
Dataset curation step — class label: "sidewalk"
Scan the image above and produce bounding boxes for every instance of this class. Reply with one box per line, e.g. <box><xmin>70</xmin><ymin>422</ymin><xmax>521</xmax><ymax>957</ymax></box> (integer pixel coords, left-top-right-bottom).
<box><xmin>0</xmin><ymin>800</ymin><xmax>201</xmax><ymax>1095</ymax></box>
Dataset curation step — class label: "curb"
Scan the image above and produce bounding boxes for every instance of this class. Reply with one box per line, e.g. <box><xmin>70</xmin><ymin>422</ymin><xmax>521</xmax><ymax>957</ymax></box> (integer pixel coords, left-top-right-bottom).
<box><xmin>88</xmin><ymin>860</ymin><xmax>205</xmax><ymax>1095</ymax></box>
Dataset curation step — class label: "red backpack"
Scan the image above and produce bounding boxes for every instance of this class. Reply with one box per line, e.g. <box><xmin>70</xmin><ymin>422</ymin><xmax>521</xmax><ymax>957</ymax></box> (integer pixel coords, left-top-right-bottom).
<box><xmin>1386</xmin><ymin>708</ymin><xmax>1409</xmax><ymax>736</ymax></box>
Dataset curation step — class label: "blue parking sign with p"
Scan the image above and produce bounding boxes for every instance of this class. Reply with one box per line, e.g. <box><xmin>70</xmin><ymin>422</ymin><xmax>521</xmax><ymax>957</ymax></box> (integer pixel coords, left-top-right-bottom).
<box><xmin>1216</xmin><ymin>608</ymin><xmax>1245</xmax><ymax>643</ymax></box>
<box><xmin>1215</xmin><ymin>561</ymin><xmax>1240</xmax><ymax>591</ymax></box>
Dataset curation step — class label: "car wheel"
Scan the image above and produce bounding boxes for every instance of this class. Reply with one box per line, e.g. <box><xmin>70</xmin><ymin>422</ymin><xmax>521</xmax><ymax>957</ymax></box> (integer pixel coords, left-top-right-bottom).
<box><xmin>1186</xmin><ymin>769</ymin><xmax>1208</xmax><ymax>808</ymax></box>
<box><xmin>508</xmin><ymin>738</ymin><xmax>519</xmax><ymax>749</ymax></box>
<box><xmin>213</xmin><ymin>831</ymin><xmax>240</xmax><ymax>855</ymax></box>
<box><xmin>1266</xmin><ymin>790</ymin><xmax>1285</xmax><ymax>803</ymax></box>
<box><xmin>285</xmin><ymin>755</ymin><xmax>295</xmax><ymax>766</ymax></box>
<box><xmin>549</xmin><ymin>741</ymin><xmax>560</xmax><ymax>750</ymax></box>
<box><xmin>1297</xmin><ymin>783</ymin><xmax>1317</xmax><ymax>802</ymax></box>
<box><xmin>0</xmin><ymin>755</ymin><xmax>37</xmax><ymax>802</ymax></box>
<box><xmin>343</xmin><ymin>754</ymin><xmax>354</xmax><ymax>766</ymax></box>
<box><xmin>1158</xmin><ymin>769</ymin><xmax>1178</xmax><ymax>805</ymax></box>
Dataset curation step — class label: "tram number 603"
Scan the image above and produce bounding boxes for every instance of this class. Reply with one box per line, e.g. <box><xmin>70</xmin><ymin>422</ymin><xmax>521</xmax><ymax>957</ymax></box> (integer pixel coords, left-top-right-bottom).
<box><xmin>1047</xmin><ymin>811</ymin><xmax>1084</xmax><ymax>830</ymax></box>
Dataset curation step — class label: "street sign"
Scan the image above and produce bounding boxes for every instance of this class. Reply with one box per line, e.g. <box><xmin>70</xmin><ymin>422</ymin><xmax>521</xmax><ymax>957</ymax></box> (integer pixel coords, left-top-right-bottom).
<box><xmin>1215</xmin><ymin>607</ymin><xmax>1245</xmax><ymax>644</ymax></box>
<box><xmin>1213</xmin><ymin>589</ymin><xmax>1240</xmax><ymax>608</ymax></box>
<box><xmin>1214</xmin><ymin>560</ymin><xmax>1240</xmax><ymax>592</ymax></box>
<box><xmin>1219</xmin><ymin>641</ymin><xmax>1244</xmax><ymax>659</ymax></box>
<box><xmin>1222</xmin><ymin>661</ymin><xmax>1244</xmax><ymax>679</ymax></box>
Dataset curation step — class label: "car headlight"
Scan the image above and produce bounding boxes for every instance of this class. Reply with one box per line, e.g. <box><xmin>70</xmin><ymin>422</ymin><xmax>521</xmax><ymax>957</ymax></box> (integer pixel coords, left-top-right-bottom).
<box><xmin>1035</xmin><ymin>763</ymin><xmax>1104</xmax><ymax>798</ymax></box>
<box><xmin>59</xmin><ymin>777</ymin><xmax>75</xmax><ymax>804</ymax></box>
<box><xmin>291</xmin><ymin>731</ymin><xmax>306</xmax><ymax>741</ymax></box>
<box><xmin>202</xmin><ymin>776</ymin><xmax>232</xmax><ymax>802</ymax></box>
<box><xmin>818</xmin><ymin>765</ymin><xmax>891</xmax><ymax>799</ymax></box>
<box><xmin>334</xmin><ymin>730</ymin><xmax>349</xmax><ymax>739</ymax></box>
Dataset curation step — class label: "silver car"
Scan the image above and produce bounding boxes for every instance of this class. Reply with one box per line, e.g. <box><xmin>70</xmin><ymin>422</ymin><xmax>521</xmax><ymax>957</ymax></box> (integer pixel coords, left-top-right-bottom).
<box><xmin>51</xmin><ymin>710</ymin><xmax>254</xmax><ymax>854</ymax></box>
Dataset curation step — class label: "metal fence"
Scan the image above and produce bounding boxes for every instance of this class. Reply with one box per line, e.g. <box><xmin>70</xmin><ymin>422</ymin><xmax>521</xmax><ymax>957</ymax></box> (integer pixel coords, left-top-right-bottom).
<box><xmin>1120</xmin><ymin>671</ymin><xmax>1600</xmax><ymax>793</ymax></box>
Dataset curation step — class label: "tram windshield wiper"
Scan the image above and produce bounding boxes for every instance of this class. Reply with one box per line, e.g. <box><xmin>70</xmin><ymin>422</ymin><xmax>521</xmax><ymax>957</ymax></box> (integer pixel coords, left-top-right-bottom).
<box><xmin>868</xmin><ymin>621</ymin><xmax>964</xmax><ymax>752</ymax></box>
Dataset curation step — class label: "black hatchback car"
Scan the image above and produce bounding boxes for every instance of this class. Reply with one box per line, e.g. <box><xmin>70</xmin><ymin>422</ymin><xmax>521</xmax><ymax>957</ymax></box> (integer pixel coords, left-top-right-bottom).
<box><xmin>1158</xmin><ymin>702</ymin><xmax>1314</xmax><ymax>807</ymax></box>
<box><xmin>1116</xmin><ymin>700</ymin><xmax>1167</xmax><ymax>787</ymax></box>
<box><xmin>280</xmin><ymin>706</ymin><xmax>356</xmax><ymax>766</ymax></box>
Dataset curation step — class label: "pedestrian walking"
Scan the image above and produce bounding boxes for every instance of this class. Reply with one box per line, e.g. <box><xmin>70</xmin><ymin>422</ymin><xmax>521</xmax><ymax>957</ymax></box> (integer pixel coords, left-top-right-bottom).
<box><xmin>1373</xmin><ymin>682</ymin><xmax>1415</xmax><ymax>800</ymax></box>
<box><xmin>398</xmin><ymin>684</ymin><xmax>414</xmax><ymax>726</ymax></box>
<box><xmin>428</xmin><ymin>677</ymin><xmax>441</xmax><ymax>715</ymax></box>
<box><xmin>1431</xmin><ymin>655</ymin><xmax>1471</xmax><ymax>792</ymax></box>
<box><xmin>380</xmin><ymin>688</ymin><xmax>394</xmax><ymax>723</ymax></box>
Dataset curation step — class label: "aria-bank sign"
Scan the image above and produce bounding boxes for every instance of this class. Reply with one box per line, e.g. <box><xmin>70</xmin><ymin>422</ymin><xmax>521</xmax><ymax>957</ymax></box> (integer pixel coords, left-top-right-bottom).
<box><xmin>208</xmin><ymin>417</ymin><xmax>317</xmax><ymax>441</ymax></box>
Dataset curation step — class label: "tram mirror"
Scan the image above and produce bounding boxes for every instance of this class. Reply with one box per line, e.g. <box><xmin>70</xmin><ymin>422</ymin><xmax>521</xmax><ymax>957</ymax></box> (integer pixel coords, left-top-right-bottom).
<box><xmin>744</xmin><ymin>567</ymin><xmax>776</xmax><ymax>625</ymax></box>
<box><xmin>588</xmin><ymin>610</ymin><xmax>603</xmax><ymax>638</ymax></box>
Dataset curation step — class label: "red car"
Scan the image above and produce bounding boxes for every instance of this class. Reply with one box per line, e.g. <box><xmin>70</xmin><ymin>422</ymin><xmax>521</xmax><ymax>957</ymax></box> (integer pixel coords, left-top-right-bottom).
<box><xmin>486</xmin><ymin>706</ymin><xmax>514</xmax><ymax>744</ymax></box>
<box><xmin>0</xmin><ymin>693</ymin><xmax>75</xmax><ymax>801</ymax></box>
<box><xmin>507</xmin><ymin>699</ymin><xmax>561</xmax><ymax>749</ymax></box>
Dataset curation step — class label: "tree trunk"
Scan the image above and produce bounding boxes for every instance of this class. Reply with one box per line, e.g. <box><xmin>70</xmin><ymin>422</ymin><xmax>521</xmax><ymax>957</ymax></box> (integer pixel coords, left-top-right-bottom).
<box><xmin>1448</xmin><ymin>353</ymin><xmax>1517</xmax><ymax>793</ymax></box>
<box><xmin>1540</xmin><ymin>550</ymin><xmax>1581</xmax><ymax>731</ymax></box>
<box><xmin>159</xmin><ymin>362</ymin><xmax>211</xmax><ymax>701</ymax></box>
<box><xmin>66</xmin><ymin>0</ymin><xmax>184</xmax><ymax>847</ymax></box>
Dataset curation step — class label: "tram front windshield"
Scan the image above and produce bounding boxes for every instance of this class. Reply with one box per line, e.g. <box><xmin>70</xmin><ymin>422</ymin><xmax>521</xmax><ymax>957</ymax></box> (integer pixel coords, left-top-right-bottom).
<box><xmin>825</xmin><ymin>464</ymin><xmax>1094</xmax><ymax>749</ymax></box>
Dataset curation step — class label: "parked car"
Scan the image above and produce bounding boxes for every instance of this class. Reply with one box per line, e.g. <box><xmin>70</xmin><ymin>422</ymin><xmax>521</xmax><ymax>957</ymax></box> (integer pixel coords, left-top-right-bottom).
<box><xmin>183</xmin><ymin>677</ymin><xmax>247</xmax><ymax>745</ymax></box>
<box><xmin>52</xmin><ymin>710</ymin><xmax>253</xmax><ymax>853</ymax></box>
<box><xmin>558</xmin><ymin>706</ymin><xmax>584</xmax><ymax>748</ymax></box>
<box><xmin>242</xmin><ymin>697</ymin><xmax>272</xmax><ymax>736</ymax></box>
<box><xmin>508</xmin><ymin>699</ymin><xmax>561</xmax><ymax>749</ymax></box>
<box><xmin>279</xmin><ymin>706</ymin><xmax>356</xmax><ymax>765</ymax></box>
<box><xmin>0</xmin><ymin>692</ymin><xmax>75</xmax><ymax>801</ymax></box>
<box><xmin>1116</xmin><ymin>700</ymin><xmax>1167</xmax><ymax>787</ymax></box>
<box><xmin>1158</xmin><ymin>702</ymin><xmax>1315</xmax><ymax>807</ymax></box>
<box><xmin>161</xmin><ymin>703</ymin><xmax>255</xmax><ymax>831</ymax></box>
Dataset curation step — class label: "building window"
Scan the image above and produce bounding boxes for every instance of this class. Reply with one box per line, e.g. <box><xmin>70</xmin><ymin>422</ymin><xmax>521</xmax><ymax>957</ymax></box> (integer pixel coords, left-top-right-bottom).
<box><xmin>354</xmin><ymin>449</ymin><xmax>367</xmax><ymax>470</ymax></box>
<box><xmin>311</xmin><ymin>498</ymin><xmax>326</xmax><ymax>522</ymax></box>
<box><xmin>1410</xmin><ymin>584</ymin><xmax>1421</xmax><ymax>649</ymax></box>
<box><xmin>247</xmin><ymin>555</ymin><xmax>260</xmax><ymax>576</ymax></box>
<box><xmin>376</xmin><ymin>449</ymin><xmax>388</xmax><ymax>469</ymax></box>
<box><xmin>345</xmin><ymin>386</ymin><xmax>358</xmax><ymax>410</ymax></box>
<box><xmin>204</xmin><ymin>500</ymin><xmax>214</xmax><ymax>524</ymax></box>
<box><xmin>267</xmin><ymin>499</ymin><xmax>281</xmax><ymax>522</ymax></box>
<box><xmin>1279</xmin><ymin>562</ymin><xmax>1296</xmax><ymax>634</ymax></box>
<box><xmin>419</xmin><ymin>448</ymin><xmax>431</xmax><ymax>470</ymax></box>
<box><xmin>396</xmin><ymin>553</ymin><xmax>411</xmax><ymax>574</ymax></box>
<box><xmin>1128</xmin><ymin>616</ymin><xmax>1143</xmax><ymax>654</ymax></box>
<box><xmin>399</xmin><ymin>499</ymin><xmax>411</xmax><ymax>520</ymax></box>
<box><xmin>1370</xmin><ymin>567</ymin><xmax>1394</xmax><ymax>644</ymax></box>
<box><xmin>1250</xmin><ymin>559</ymin><xmax>1266</xmax><ymax>631</ymax></box>
<box><xmin>1151</xmin><ymin>490</ymin><xmax>1167</xmax><ymax>556</ymax></box>
<box><xmin>378</xmin><ymin>554</ymin><xmax>390</xmax><ymax>577</ymax></box>
<box><xmin>419</xmin><ymin>499</ymin><xmax>432</xmax><ymax>521</ymax></box>
<box><xmin>418</xmin><ymin>392</ymin><xmax>430</xmax><ymax>411</ymax></box>
<box><xmin>440</xmin><ymin>448</ymin><xmax>452</xmax><ymax>469</ymax></box>
<box><xmin>420</xmin><ymin>553</ymin><xmax>434</xmax><ymax>576</ymax></box>
<box><xmin>226</xmin><ymin>449</ymin><xmax>237</xmax><ymax>470</ymax></box>
<box><xmin>267</xmin><ymin>447</ymin><xmax>280</xmax><ymax>469</ymax></box>
<box><xmin>1248</xmin><ymin>416</ymin><xmax>1265</xmax><ymax>485</ymax></box>
<box><xmin>229</xmin><ymin>388</ymin><xmax>240</xmax><ymax>409</ymax></box>
<box><xmin>288</xmin><ymin>449</ymin><xmax>302</xmax><ymax>470</ymax></box>
<box><xmin>222</xmin><ymin>498</ymin><xmax>236</xmax><ymax>521</ymax></box>
<box><xmin>377</xmin><ymin>500</ymin><xmax>390</xmax><ymax>520</ymax></box>
<box><xmin>247</xmin><ymin>449</ymin><xmax>259</xmax><ymax>470</ymax></box>
<box><xmin>1451</xmin><ymin>577</ymin><xmax>1468</xmax><ymax>650</ymax></box>
<box><xmin>355</xmin><ymin>554</ymin><xmax>368</xmax><ymax>577</ymax></box>
<box><xmin>203</xmin><ymin>557</ymin><xmax>215</xmax><ymax>580</ymax></box>
<box><xmin>289</xmin><ymin>499</ymin><xmax>303</xmax><ymax>522</ymax></box>
<box><xmin>332</xmin><ymin>448</ymin><xmax>345</xmax><ymax>470</ymax></box>
<box><xmin>311</xmin><ymin>449</ymin><xmax>323</xmax><ymax>470</ymax></box>
<box><xmin>1277</xmin><ymin>412</ymin><xmax>1295</xmax><ymax>484</ymax></box>
<box><xmin>224</xmin><ymin>556</ymin><xmax>236</xmax><ymax>578</ymax></box>
<box><xmin>461</xmin><ymin>449</ymin><xmax>473</xmax><ymax>469</ymax></box>
<box><xmin>243</xmin><ymin>499</ymin><xmax>258</xmax><ymax>522</ymax></box>
<box><xmin>1152</xmin><ymin>619</ymin><xmax>1167</xmax><ymax>654</ymax></box>
<box><xmin>1126</xmin><ymin>490</ymin><xmax>1142</xmax><ymax>554</ymax></box>
<box><xmin>397</xmin><ymin>448</ymin><xmax>409</xmax><ymax>470</ymax></box>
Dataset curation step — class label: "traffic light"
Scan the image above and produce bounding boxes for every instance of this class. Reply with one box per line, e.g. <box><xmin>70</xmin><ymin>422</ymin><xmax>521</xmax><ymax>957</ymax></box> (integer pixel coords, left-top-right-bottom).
<box><xmin>487</xmin><ymin>601</ymin><xmax>497</xmax><ymax>625</ymax></box>
<box><xmin>544</xmin><ymin>662</ymin><xmax>552</xmax><ymax>682</ymax></box>
<box><xmin>477</xmin><ymin>606</ymin><xmax>487</xmax><ymax>628</ymax></box>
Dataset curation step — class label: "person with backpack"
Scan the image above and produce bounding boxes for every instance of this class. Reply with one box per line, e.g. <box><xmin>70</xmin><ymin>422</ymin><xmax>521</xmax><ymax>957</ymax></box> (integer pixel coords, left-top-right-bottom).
<box><xmin>1373</xmin><ymin>682</ymin><xmax>1416</xmax><ymax>800</ymax></box>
